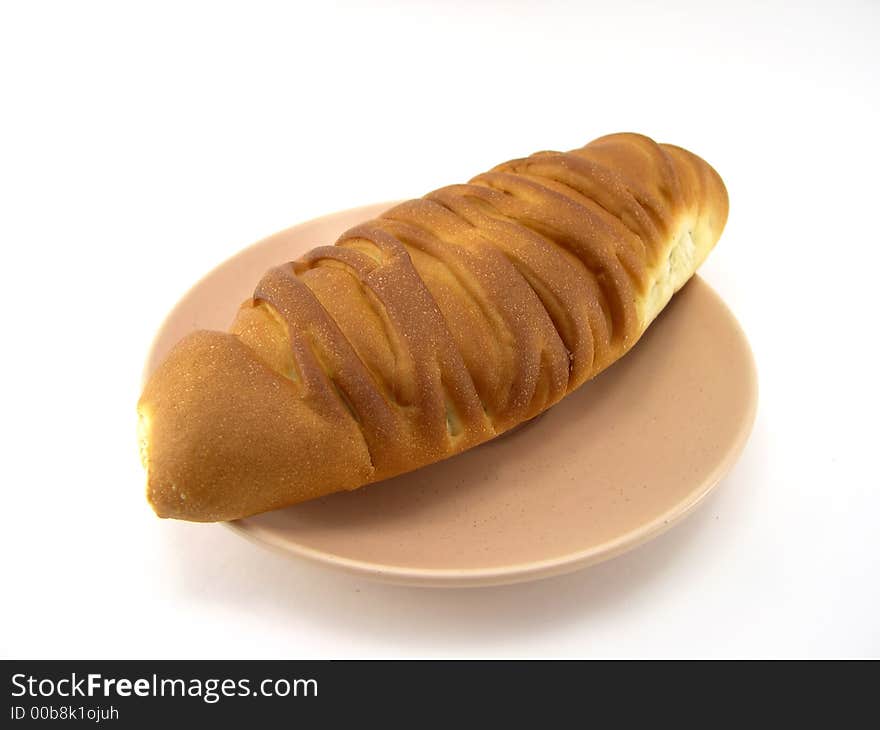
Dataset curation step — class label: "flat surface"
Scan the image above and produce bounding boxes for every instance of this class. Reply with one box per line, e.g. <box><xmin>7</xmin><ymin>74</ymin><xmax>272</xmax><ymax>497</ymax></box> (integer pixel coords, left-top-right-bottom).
<box><xmin>146</xmin><ymin>202</ymin><xmax>757</xmax><ymax>586</ymax></box>
<box><xmin>2</xmin><ymin>1</ymin><xmax>878</xmax><ymax>656</ymax></box>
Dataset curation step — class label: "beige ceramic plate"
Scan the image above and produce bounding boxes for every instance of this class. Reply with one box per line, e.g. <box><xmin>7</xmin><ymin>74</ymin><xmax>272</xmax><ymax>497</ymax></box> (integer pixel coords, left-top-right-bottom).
<box><xmin>146</xmin><ymin>202</ymin><xmax>758</xmax><ymax>587</ymax></box>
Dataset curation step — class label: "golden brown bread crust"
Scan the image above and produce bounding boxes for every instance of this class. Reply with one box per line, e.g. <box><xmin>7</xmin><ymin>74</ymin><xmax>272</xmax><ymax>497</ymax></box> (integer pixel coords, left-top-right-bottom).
<box><xmin>138</xmin><ymin>133</ymin><xmax>729</xmax><ymax>521</ymax></box>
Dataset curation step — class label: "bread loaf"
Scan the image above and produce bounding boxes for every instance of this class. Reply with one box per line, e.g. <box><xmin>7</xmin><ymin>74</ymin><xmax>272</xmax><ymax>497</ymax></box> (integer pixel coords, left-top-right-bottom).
<box><xmin>138</xmin><ymin>133</ymin><xmax>728</xmax><ymax>522</ymax></box>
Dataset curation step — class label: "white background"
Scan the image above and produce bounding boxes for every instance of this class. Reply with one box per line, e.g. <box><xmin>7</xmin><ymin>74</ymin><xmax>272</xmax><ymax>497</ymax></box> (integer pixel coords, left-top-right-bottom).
<box><xmin>2</xmin><ymin>1</ymin><xmax>878</xmax><ymax>658</ymax></box>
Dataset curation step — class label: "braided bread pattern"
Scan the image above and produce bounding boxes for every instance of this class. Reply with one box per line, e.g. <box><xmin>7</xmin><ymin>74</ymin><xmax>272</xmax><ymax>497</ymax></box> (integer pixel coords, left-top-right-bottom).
<box><xmin>139</xmin><ymin>133</ymin><xmax>728</xmax><ymax>521</ymax></box>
